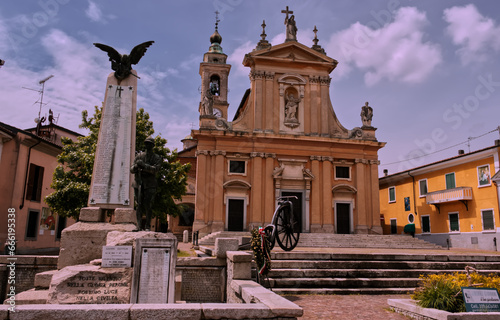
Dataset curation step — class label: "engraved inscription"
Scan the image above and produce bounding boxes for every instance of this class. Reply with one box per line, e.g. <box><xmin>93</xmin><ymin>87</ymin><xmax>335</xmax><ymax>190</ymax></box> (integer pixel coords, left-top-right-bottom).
<box><xmin>138</xmin><ymin>248</ymin><xmax>170</xmax><ymax>303</ymax></box>
<box><xmin>91</xmin><ymin>85</ymin><xmax>133</xmax><ymax>204</ymax></box>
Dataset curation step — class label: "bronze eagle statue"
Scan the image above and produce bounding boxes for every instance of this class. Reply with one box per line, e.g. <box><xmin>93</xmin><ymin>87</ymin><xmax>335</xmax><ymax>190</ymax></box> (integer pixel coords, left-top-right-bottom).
<box><xmin>94</xmin><ymin>41</ymin><xmax>154</xmax><ymax>81</ymax></box>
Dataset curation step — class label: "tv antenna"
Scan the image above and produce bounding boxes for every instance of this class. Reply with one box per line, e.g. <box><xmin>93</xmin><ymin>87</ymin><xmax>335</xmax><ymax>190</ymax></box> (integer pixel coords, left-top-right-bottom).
<box><xmin>23</xmin><ymin>74</ymin><xmax>54</xmax><ymax>121</ymax></box>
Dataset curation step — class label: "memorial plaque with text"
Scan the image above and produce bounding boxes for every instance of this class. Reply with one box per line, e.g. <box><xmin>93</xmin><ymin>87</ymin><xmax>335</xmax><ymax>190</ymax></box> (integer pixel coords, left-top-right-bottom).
<box><xmin>138</xmin><ymin>248</ymin><xmax>170</xmax><ymax>303</ymax></box>
<box><xmin>130</xmin><ymin>237</ymin><xmax>177</xmax><ymax>304</ymax></box>
<box><xmin>102</xmin><ymin>246</ymin><xmax>132</xmax><ymax>268</ymax></box>
<box><xmin>90</xmin><ymin>84</ymin><xmax>133</xmax><ymax>205</ymax></box>
<box><xmin>47</xmin><ymin>266</ymin><xmax>133</xmax><ymax>304</ymax></box>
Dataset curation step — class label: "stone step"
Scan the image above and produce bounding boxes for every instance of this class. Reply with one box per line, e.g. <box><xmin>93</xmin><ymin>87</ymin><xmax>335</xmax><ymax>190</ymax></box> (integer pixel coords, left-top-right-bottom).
<box><xmin>272</xmin><ymin>287</ymin><xmax>415</xmax><ymax>295</ymax></box>
<box><xmin>269</xmin><ymin>260</ymin><xmax>500</xmax><ymax>270</ymax></box>
<box><xmin>267</xmin><ymin>268</ymin><xmax>500</xmax><ymax>278</ymax></box>
<box><xmin>198</xmin><ymin>231</ymin><xmax>251</xmax><ymax>246</ymax></box>
<box><xmin>267</xmin><ymin>277</ymin><xmax>421</xmax><ymax>288</ymax></box>
<box><xmin>198</xmin><ymin>232</ymin><xmax>444</xmax><ymax>249</ymax></box>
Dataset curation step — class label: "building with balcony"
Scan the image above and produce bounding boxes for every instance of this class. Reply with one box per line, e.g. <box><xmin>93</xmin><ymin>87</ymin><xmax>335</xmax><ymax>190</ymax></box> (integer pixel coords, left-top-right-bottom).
<box><xmin>379</xmin><ymin>142</ymin><xmax>500</xmax><ymax>250</ymax></box>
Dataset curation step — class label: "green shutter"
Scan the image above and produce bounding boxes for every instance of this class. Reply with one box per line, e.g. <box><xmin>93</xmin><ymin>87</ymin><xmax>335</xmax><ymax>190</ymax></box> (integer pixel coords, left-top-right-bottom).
<box><xmin>445</xmin><ymin>173</ymin><xmax>455</xmax><ymax>189</ymax></box>
<box><xmin>389</xmin><ymin>187</ymin><xmax>395</xmax><ymax>202</ymax></box>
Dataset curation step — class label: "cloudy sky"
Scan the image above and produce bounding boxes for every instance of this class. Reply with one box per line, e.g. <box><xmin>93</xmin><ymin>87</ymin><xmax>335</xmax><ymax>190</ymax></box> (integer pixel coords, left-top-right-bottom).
<box><xmin>1</xmin><ymin>0</ymin><xmax>499</xmax><ymax>176</ymax></box>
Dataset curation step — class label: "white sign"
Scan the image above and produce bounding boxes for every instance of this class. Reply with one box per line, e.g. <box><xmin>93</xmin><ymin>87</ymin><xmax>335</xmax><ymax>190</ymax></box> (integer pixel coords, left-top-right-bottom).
<box><xmin>102</xmin><ymin>246</ymin><xmax>132</xmax><ymax>268</ymax></box>
<box><xmin>463</xmin><ymin>287</ymin><xmax>500</xmax><ymax>312</ymax></box>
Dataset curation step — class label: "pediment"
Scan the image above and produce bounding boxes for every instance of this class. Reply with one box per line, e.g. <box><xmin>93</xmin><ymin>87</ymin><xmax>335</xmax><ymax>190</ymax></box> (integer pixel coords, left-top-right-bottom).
<box><xmin>245</xmin><ymin>41</ymin><xmax>337</xmax><ymax>68</ymax></box>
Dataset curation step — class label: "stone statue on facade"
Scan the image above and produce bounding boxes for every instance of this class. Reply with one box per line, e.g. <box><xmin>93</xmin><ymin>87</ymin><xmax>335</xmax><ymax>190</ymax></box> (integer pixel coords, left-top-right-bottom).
<box><xmin>284</xmin><ymin>93</ymin><xmax>300</xmax><ymax>128</ymax></box>
<box><xmin>131</xmin><ymin>137</ymin><xmax>162</xmax><ymax>230</ymax></box>
<box><xmin>360</xmin><ymin>102</ymin><xmax>373</xmax><ymax>127</ymax></box>
<box><xmin>282</xmin><ymin>6</ymin><xmax>297</xmax><ymax>42</ymax></box>
<box><xmin>200</xmin><ymin>89</ymin><xmax>214</xmax><ymax>116</ymax></box>
<box><xmin>94</xmin><ymin>41</ymin><xmax>154</xmax><ymax>81</ymax></box>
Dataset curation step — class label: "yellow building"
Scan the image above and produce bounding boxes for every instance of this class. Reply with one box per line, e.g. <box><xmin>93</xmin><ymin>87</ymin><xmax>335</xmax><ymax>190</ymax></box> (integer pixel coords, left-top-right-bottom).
<box><xmin>379</xmin><ymin>143</ymin><xmax>500</xmax><ymax>250</ymax></box>
<box><xmin>191</xmin><ymin>12</ymin><xmax>385</xmax><ymax>237</ymax></box>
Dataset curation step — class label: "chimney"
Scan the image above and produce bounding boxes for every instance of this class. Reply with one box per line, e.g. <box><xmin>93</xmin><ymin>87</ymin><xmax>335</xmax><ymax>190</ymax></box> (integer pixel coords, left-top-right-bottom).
<box><xmin>458</xmin><ymin>149</ymin><xmax>465</xmax><ymax>155</ymax></box>
<box><xmin>383</xmin><ymin>169</ymin><xmax>388</xmax><ymax>177</ymax></box>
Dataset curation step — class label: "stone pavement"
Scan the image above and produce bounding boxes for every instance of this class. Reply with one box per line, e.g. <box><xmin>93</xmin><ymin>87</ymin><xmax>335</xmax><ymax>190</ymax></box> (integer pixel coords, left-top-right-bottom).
<box><xmin>284</xmin><ymin>294</ymin><xmax>411</xmax><ymax>320</ymax></box>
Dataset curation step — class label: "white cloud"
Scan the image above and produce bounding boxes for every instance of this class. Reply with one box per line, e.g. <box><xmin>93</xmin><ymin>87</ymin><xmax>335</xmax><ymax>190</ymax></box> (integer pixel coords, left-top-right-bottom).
<box><xmin>227</xmin><ymin>40</ymin><xmax>254</xmax><ymax>77</ymax></box>
<box><xmin>85</xmin><ymin>1</ymin><xmax>115</xmax><ymax>23</ymax></box>
<box><xmin>85</xmin><ymin>1</ymin><xmax>102</xmax><ymax>22</ymax></box>
<box><xmin>325</xmin><ymin>7</ymin><xmax>442</xmax><ymax>86</ymax></box>
<box><xmin>443</xmin><ymin>4</ymin><xmax>500</xmax><ymax>65</ymax></box>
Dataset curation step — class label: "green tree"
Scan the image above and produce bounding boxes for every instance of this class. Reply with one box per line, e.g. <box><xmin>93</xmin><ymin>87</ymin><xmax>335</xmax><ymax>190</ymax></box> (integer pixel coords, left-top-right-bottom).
<box><xmin>45</xmin><ymin>106</ymin><xmax>191</xmax><ymax>222</ymax></box>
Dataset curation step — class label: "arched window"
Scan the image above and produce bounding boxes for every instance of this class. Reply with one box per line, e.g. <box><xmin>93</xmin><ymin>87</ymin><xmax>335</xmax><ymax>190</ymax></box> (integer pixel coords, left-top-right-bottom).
<box><xmin>209</xmin><ymin>75</ymin><xmax>220</xmax><ymax>96</ymax></box>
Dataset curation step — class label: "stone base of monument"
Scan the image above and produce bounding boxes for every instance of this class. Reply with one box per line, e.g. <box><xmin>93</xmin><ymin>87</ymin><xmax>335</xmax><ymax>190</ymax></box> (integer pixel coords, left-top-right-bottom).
<box><xmin>4</xmin><ymin>237</ymin><xmax>303</xmax><ymax>320</ymax></box>
<box><xmin>22</xmin><ymin>231</ymin><xmax>177</xmax><ymax>305</ymax></box>
<box><xmin>57</xmin><ymin>222</ymin><xmax>137</xmax><ymax>269</ymax></box>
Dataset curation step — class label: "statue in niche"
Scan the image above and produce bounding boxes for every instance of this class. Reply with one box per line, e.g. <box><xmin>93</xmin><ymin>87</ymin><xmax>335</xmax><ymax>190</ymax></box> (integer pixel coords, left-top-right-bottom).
<box><xmin>360</xmin><ymin>101</ymin><xmax>373</xmax><ymax>127</ymax></box>
<box><xmin>284</xmin><ymin>93</ymin><xmax>300</xmax><ymax>127</ymax></box>
<box><xmin>200</xmin><ymin>89</ymin><xmax>214</xmax><ymax>116</ymax></box>
<box><xmin>131</xmin><ymin>137</ymin><xmax>162</xmax><ymax>231</ymax></box>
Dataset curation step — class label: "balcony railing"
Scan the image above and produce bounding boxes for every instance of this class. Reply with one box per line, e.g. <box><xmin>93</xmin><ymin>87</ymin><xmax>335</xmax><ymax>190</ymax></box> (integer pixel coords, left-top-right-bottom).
<box><xmin>425</xmin><ymin>187</ymin><xmax>473</xmax><ymax>212</ymax></box>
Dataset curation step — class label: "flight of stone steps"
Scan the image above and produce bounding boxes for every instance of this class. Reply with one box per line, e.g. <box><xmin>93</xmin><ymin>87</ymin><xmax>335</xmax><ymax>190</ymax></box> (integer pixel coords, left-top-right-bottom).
<box><xmin>199</xmin><ymin>231</ymin><xmax>443</xmax><ymax>250</ymax></box>
<box><xmin>297</xmin><ymin>233</ymin><xmax>444</xmax><ymax>249</ymax></box>
<box><xmin>262</xmin><ymin>251</ymin><xmax>500</xmax><ymax>295</ymax></box>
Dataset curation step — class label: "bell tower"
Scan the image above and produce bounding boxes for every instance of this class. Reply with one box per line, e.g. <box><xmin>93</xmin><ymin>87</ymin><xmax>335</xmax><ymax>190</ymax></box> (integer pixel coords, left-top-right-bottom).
<box><xmin>199</xmin><ymin>12</ymin><xmax>231</xmax><ymax>127</ymax></box>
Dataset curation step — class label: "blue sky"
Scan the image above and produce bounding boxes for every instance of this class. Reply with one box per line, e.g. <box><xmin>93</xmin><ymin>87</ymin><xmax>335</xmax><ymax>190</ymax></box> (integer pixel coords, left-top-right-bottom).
<box><xmin>1</xmin><ymin>0</ymin><xmax>499</xmax><ymax>176</ymax></box>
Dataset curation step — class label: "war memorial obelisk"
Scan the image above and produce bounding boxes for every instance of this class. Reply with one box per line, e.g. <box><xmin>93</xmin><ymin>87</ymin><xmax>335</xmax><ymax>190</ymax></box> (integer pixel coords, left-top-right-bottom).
<box><xmin>57</xmin><ymin>41</ymin><xmax>154</xmax><ymax>269</ymax></box>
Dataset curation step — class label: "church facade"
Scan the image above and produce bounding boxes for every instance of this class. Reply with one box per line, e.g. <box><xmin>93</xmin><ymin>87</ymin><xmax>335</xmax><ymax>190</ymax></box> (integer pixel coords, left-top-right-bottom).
<box><xmin>190</xmin><ymin>11</ymin><xmax>385</xmax><ymax>237</ymax></box>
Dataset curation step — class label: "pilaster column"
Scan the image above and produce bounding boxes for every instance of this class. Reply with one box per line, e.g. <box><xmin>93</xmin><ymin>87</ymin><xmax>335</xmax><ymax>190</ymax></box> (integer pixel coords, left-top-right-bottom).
<box><xmin>251</xmin><ymin>70</ymin><xmax>265</xmax><ymax>131</ymax></box>
<box><xmin>320</xmin><ymin>76</ymin><xmax>331</xmax><ymax>136</ymax></box>
<box><xmin>370</xmin><ymin>160</ymin><xmax>383</xmax><ymax>234</ymax></box>
<box><xmin>355</xmin><ymin>159</ymin><xmax>368</xmax><ymax>233</ymax></box>
<box><xmin>212</xmin><ymin>150</ymin><xmax>226</xmax><ymax>223</ymax></box>
<box><xmin>322</xmin><ymin>157</ymin><xmax>333</xmax><ymax>227</ymax></box>
<box><xmin>310</xmin><ymin>156</ymin><xmax>321</xmax><ymax>231</ymax></box>
<box><xmin>309</xmin><ymin>76</ymin><xmax>320</xmax><ymax>135</ymax></box>
<box><xmin>250</xmin><ymin>152</ymin><xmax>264</xmax><ymax>225</ymax></box>
<box><xmin>265</xmin><ymin>154</ymin><xmax>276</xmax><ymax>224</ymax></box>
<box><xmin>194</xmin><ymin>150</ymin><xmax>209</xmax><ymax>225</ymax></box>
<box><xmin>265</xmin><ymin>72</ymin><xmax>275</xmax><ymax>131</ymax></box>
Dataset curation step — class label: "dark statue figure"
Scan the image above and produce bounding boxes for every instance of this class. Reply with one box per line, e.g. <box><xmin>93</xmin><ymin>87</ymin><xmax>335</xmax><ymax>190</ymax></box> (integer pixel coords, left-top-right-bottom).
<box><xmin>131</xmin><ymin>137</ymin><xmax>162</xmax><ymax>230</ymax></box>
<box><xmin>360</xmin><ymin>101</ymin><xmax>373</xmax><ymax>127</ymax></box>
<box><xmin>94</xmin><ymin>41</ymin><xmax>154</xmax><ymax>81</ymax></box>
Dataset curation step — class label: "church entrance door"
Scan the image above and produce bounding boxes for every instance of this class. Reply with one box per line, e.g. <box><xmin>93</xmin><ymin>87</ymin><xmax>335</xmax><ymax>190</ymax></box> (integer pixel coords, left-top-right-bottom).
<box><xmin>227</xmin><ymin>199</ymin><xmax>245</xmax><ymax>231</ymax></box>
<box><xmin>336</xmin><ymin>203</ymin><xmax>351</xmax><ymax>234</ymax></box>
<box><xmin>281</xmin><ymin>191</ymin><xmax>303</xmax><ymax>232</ymax></box>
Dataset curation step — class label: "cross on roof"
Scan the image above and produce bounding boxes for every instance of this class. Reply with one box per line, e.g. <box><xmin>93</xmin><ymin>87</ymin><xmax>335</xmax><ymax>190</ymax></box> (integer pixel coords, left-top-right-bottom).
<box><xmin>215</xmin><ymin>10</ymin><xmax>220</xmax><ymax>30</ymax></box>
<box><xmin>281</xmin><ymin>6</ymin><xmax>293</xmax><ymax>19</ymax></box>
